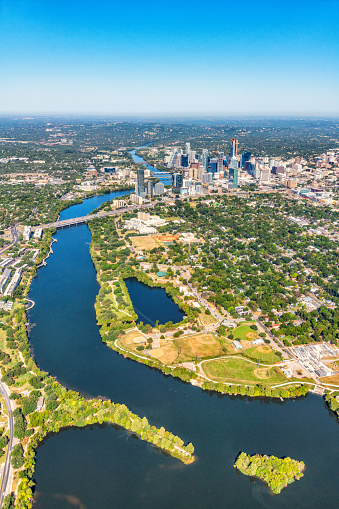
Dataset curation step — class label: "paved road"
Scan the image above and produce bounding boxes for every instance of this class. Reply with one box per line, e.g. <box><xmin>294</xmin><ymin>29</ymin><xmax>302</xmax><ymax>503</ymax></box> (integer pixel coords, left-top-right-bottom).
<box><xmin>0</xmin><ymin>225</ymin><xmax>18</xmax><ymax>256</ymax></box>
<box><xmin>255</xmin><ymin>318</ymin><xmax>292</xmax><ymax>360</ymax></box>
<box><xmin>0</xmin><ymin>381</ymin><xmax>14</xmax><ymax>506</ymax></box>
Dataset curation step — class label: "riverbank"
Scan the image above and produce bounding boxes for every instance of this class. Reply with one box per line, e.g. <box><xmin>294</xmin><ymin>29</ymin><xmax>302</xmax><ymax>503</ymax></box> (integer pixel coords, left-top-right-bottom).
<box><xmin>0</xmin><ymin>189</ymin><xmax>195</xmax><ymax>508</ymax></box>
<box><xmin>24</xmin><ymin>189</ymin><xmax>339</xmax><ymax>509</ymax></box>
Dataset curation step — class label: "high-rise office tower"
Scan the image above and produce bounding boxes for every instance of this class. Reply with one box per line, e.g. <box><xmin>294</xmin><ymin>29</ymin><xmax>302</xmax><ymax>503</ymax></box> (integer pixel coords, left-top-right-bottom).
<box><xmin>172</xmin><ymin>172</ymin><xmax>183</xmax><ymax>190</ymax></box>
<box><xmin>185</xmin><ymin>142</ymin><xmax>191</xmax><ymax>155</ymax></box>
<box><xmin>228</xmin><ymin>156</ymin><xmax>239</xmax><ymax>189</ymax></box>
<box><xmin>208</xmin><ymin>158</ymin><xmax>218</xmax><ymax>174</ymax></box>
<box><xmin>181</xmin><ymin>154</ymin><xmax>189</xmax><ymax>167</ymax></box>
<box><xmin>135</xmin><ymin>169</ymin><xmax>145</xmax><ymax>196</ymax></box>
<box><xmin>202</xmin><ymin>149</ymin><xmax>209</xmax><ymax>170</ymax></box>
<box><xmin>154</xmin><ymin>182</ymin><xmax>165</xmax><ymax>195</ymax></box>
<box><xmin>217</xmin><ymin>157</ymin><xmax>224</xmax><ymax>173</ymax></box>
<box><xmin>146</xmin><ymin>180</ymin><xmax>153</xmax><ymax>197</ymax></box>
<box><xmin>241</xmin><ymin>151</ymin><xmax>251</xmax><ymax>168</ymax></box>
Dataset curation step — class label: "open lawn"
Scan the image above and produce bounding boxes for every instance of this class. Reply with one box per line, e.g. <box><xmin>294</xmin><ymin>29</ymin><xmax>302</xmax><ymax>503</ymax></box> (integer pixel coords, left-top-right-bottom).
<box><xmin>203</xmin><ymin>357</ymin><xmax>287</xmax><ymax>385</ymax></box>
<box><xmin>320</xmin><ymin>374</ymin><xmax>339</xmax><ymax>385</ymax></box>
<box><xmin>232</xmin><ymin>324</ymin><xmax>258</xmax><ymax>341</ymax></box>
<box><xmin>199</xmin><ymin>311</ymin><xmax>218</xmax><ymax>326</ymax></box>
<box><xmin>131</xmin><ymin>235</ymin><xmax>161</xmax><ymax>251</ymax></box>
<box><xmin>244</xmin><ymin>345</ymin><xmax>281</xmax><ymax>364</ymax></box>
<box><xmin>175</xmin><ymin>333</ymin><xmax>222</xmax><ymax>360</ymax></box>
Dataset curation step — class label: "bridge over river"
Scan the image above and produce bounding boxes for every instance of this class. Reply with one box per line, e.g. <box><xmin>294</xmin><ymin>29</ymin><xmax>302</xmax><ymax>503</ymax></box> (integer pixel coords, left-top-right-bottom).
<box><xmin>31</xmin><ymin>202</ymin><xmax>158</xmax><ymax>230</ymax></box>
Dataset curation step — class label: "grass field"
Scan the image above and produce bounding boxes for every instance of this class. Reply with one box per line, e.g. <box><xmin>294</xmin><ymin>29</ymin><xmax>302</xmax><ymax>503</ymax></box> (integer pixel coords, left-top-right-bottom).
<box><xmin>244</xmin><ymin>345</ymin><xmax>281</xmax><ymax>364</ymax></box>
<box><xmin>131</xmin><ymin>234</ymin><xmax>180</xmax><ymax>252</ymax></box>
<box><xmin>175</xmin><ymin>333</ymin><xmax>222</xmax><ymax>360</ymax></box>
<box><xmin>131</xmin><ymin>235</ymin><xmax>161</xmax><ymax>251</ymax></box>
<box><xmin>320</xmin><ymin>374</ymin><xmax>339</xmax><ymax>385</ymax></box>
<box><xmin>149</xmin><ymin>342</ymin><xmax>178</xmax><ymax>364</ymax></box>
<box><xmin>232</xmin><ymin>324</ymin><xmax>258</xmax><ymax>341</ymax></box>
<box><xmin>203</xmin><ymin>357</ymin><xmax>286</xmax><ymax>385</ymax></box>
<box><xmin>199</xmin><ymin>311</ymin><xmax>218</xmax><ymax>326</ymax></box>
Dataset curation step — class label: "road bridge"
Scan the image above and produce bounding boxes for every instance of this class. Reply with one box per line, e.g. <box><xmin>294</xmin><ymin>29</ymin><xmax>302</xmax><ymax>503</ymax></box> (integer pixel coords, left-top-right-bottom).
<box><xmin>31</xmin><ymin>203</ymin><xmax>156</xmax><ymax>231</ymax></box>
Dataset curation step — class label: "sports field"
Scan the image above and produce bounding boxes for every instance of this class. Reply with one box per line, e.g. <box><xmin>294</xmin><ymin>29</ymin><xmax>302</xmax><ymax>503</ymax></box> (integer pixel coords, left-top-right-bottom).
<box><xmin>131</xmin><ymin>236</ymin><xmax>160</xmax><ymax>251</ymax></box>
<box><xmin>175</xmin><ymin>333</ymin><xmax>222</xmax><ymax>360</ymax></box>
<box><xmin>244</xmin><ymin>345</ymin><xmax>281</xmax><ymax>364</ymax></box>
<box><xmin>232</xmin><ymin>324</ymin><xmax>259</xmax><ymax>341</ymax></box>
<box><xmin>131</xmin><ymin>234</ymin><xmax>179</xmax><ymax>251</ymax></box>
<box><xmin>120</xmin><ymin>330</ymin><xmax>146</xmax><ymax>346</ymax></box>
<box><xmin>202</xmin><ymin>357</ymin><xmax>286</xmax><ymax>385</ymax></box>
<box><xmin>149</xmin><ymin>342</ymin><xmax>178</xmax><ymax>364</ymax></box>
<box><xmin>153</xmin><ymin>234</ymin><xmax>179</xmax><ymax>243</ymax></box>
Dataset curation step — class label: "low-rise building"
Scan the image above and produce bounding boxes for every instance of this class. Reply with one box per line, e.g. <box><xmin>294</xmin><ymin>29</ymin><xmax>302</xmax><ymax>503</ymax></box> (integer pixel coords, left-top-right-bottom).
<box><xmin>233</xmin><ymin>340</ymin><xmax>242</xmax><ymax>349</ymax></box>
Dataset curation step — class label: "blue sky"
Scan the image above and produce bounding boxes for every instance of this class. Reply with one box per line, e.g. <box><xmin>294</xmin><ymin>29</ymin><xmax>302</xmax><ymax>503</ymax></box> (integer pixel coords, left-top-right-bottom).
<box><xmin>0</xmin><ymin>0</ymin><xmax>338</xmax><ymax>115</ymax></box>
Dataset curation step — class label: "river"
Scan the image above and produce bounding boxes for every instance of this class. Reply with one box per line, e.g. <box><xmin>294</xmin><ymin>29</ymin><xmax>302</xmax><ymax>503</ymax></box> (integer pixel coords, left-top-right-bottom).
<box><xmin>28</xmin><ymin>169</ymin><xmax>339</xmax><ymax>508</ymax></box>
<box><xmin>129</xmin><ymin>148</ymin><xmax>172</xmax><ymax>185</ymax></box>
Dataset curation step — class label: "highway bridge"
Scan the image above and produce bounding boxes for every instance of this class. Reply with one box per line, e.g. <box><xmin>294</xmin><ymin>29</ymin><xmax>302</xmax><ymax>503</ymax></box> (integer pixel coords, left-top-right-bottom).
<box><xmin>31</xmin><ymin>202</ymin><xmax>158</xmax><ymax>231</ymax></box>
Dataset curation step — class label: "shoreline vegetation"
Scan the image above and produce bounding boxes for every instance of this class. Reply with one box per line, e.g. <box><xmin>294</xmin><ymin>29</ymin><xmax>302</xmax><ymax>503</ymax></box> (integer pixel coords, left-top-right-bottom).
<box><xmin>234</xmin><ymin>452</ymin><xmax>305</xmax><ymax>494</ymax></box>
<box><xmin>88</xmin><ymin>216</ymin><xmax>309</xmax><ymax>400</ymax></box>
<box><xmin>2</xmin><ymin>190</ymin><xmax>339</xmax><ymax>507</ymax></box>
<box><xmin>0</xmin><ymin>190</ymin><xmax>195</xmax><ymax>509</ymax></box>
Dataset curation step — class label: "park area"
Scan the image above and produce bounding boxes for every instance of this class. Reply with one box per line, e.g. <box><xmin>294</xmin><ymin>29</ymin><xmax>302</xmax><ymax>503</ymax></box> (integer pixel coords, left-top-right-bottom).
<box><xmin>202</xmin><ymin>357</ymin><xmax>287</xmax><ymax>385</ymax></box>
<box><xmin>148</xmin><ymin>342</ymin><xmax>179</xmax><ymax>364</ymax></box>
<box><xmin>147</xmin><ymin>333</ymin><xmax>222</xmax><ymax>365</ymax></box>
<box><xmin>120</xmin><ymin>329</ymin><xmax>146</xmax><ymax>346</ymax></box>
<box><xmin>243</xmin><ymin>345</ymin><xmax>281</xmax><ymax>364</ymax></box>
<box><xmin>120</xmin><ymin>332</ymin><xmax>224</xmax><ymax>366</ymax></box>
<box><xmin>175</xmin><ymin>333</ymin><xmax>222</xmax><ymax>361</ymax></box>
<box><xmin>131</xmin><ymin>234</ymin><xmax>179</xmax><ymax>251</ymax></box>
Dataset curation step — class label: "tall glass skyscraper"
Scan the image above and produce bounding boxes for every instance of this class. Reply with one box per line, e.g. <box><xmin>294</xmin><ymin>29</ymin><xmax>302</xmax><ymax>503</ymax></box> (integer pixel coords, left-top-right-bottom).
<box><xmin>202</xmin><ymin>149</ymin><xmax>209</xmax><ymax>170</ymax></box>
<box><xmin>135</xmin><ymin>169</ymin><xmax>145</xmax><ymax>196</ymax></box>
<box><xmin>241</xmin><ymin>150</ymin><xmax>251</xmax><ymax>168</ymax></box>
<box><xmin>172</xmin><ymin>172</ymin><xmax>183</xmax><ymax>189</ymax></box>
<box><xmin>228</xmin><ymin>156</ymin><xmax>239</xmax><ymax>189</ymax></box>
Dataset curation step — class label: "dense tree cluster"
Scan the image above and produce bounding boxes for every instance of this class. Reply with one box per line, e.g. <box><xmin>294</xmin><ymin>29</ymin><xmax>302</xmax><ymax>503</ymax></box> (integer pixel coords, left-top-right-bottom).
<box><xmin>234</xmin><ymin>452</ymin><xmax>305</xmax><ymax>494</ymax></box>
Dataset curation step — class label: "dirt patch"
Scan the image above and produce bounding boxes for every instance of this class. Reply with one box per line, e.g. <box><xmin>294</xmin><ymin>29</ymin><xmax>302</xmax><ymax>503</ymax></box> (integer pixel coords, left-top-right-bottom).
<box><xmin>256</xmin><ymin>345</ymin><xmax>271</xmax><ymax>353</ymax></box>
<box><xmin>246</xmin><ymin>332</ymin><xmax>258</xmax><ymax>340</ymax></box>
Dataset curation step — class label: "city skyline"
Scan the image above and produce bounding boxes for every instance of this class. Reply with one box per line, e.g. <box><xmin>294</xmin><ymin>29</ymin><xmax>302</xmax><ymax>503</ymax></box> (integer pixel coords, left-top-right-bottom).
<box><xmin>0</xmin><ymin>0</ymin><xmax>338</xmax><ymax>116</ymax></box>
